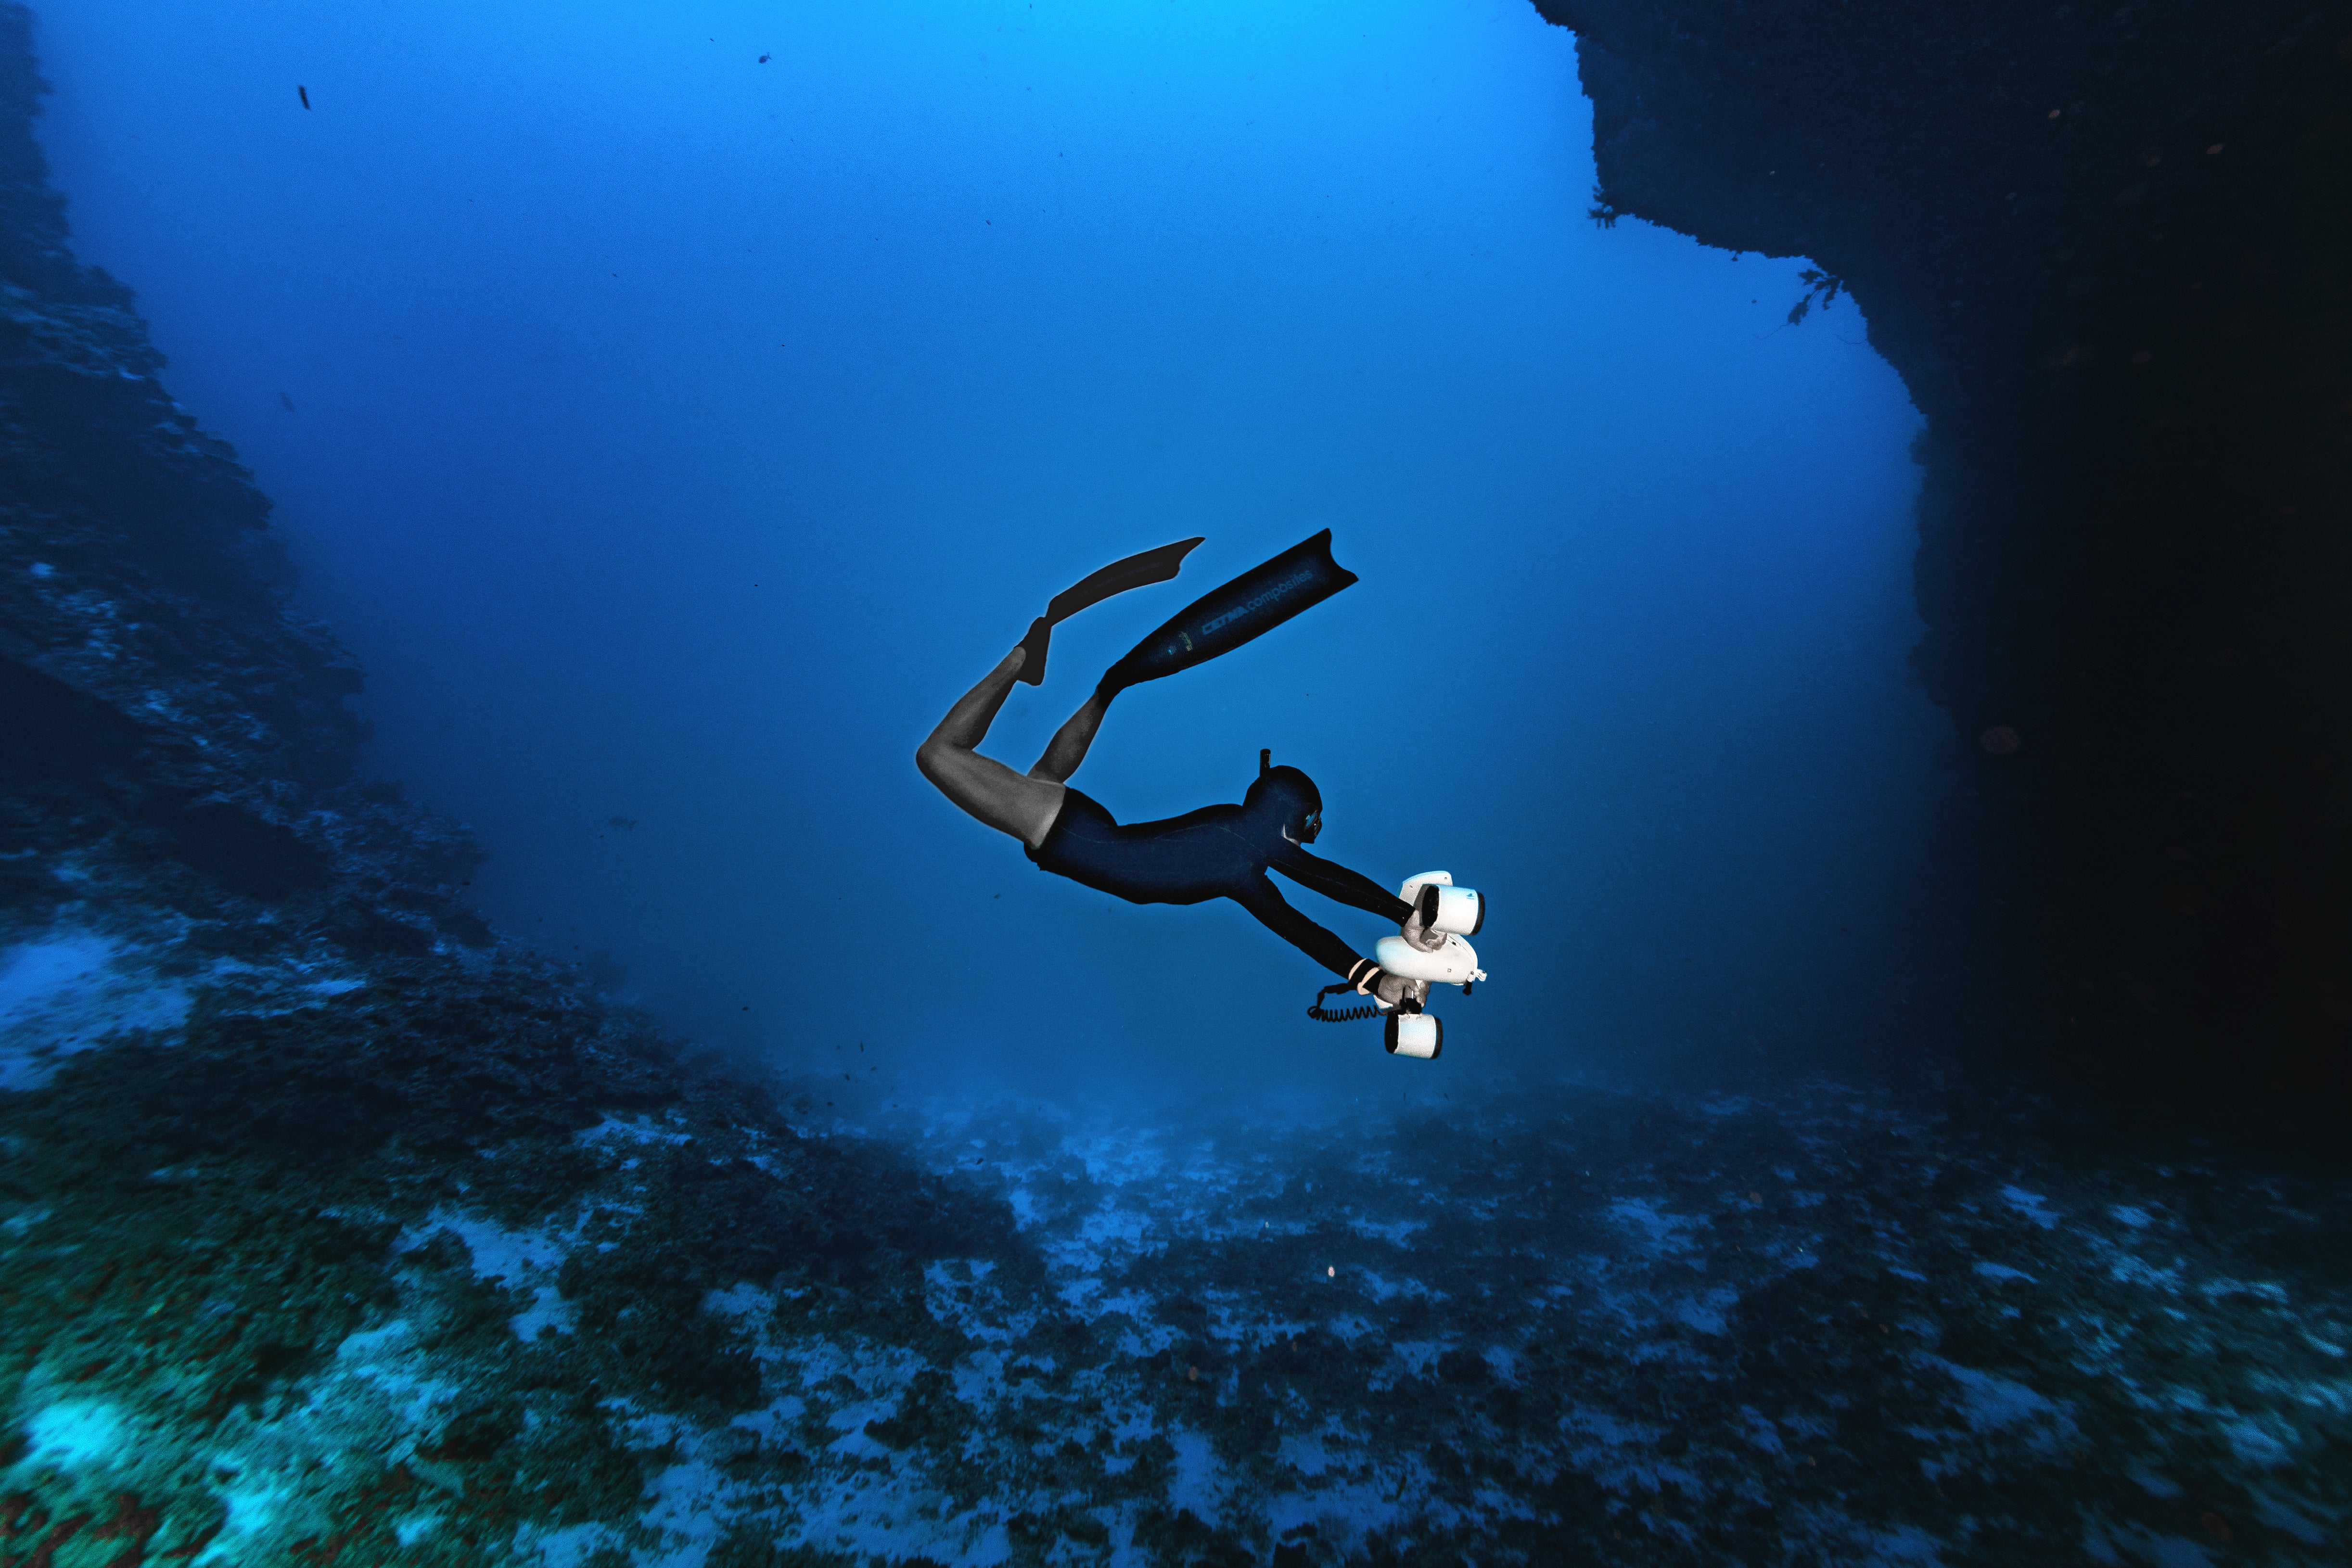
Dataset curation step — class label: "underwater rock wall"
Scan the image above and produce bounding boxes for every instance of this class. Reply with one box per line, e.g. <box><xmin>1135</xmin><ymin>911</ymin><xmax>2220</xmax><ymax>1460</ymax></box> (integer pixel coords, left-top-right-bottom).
<box><xmin>1536</xmin><ymin>0</ymin><xmax>2352</xmax><ymax>1141</ymax></box>
<box><xmin>0</xmin><ymin>2</ymin><xmax>399</xmax><ymax>916</ymax></box>
<box><xmin>0</xmin><ymin>7</ymin><xmax>1029</xmax><ymax>1559</ymax></box>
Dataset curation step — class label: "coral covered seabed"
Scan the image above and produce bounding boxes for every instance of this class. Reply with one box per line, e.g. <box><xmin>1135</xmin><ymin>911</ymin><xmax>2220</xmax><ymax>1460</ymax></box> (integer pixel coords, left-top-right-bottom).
<box><xmin>4</xmin><ymin>1001</ymin><xmax>2349</xmax><ymax>1565</ymax></box>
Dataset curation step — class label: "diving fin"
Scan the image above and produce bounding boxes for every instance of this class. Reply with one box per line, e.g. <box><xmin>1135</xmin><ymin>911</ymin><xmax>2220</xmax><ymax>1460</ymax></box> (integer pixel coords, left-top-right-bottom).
<box><xmin>1016</xmin><ymin>535</ymin><xmax>1205</xmax><ymax>685</ymax></box>
<box><xmin>1098</xmin><ymin>529</ymin><xmax>1358</xmax><ymax>697</ymax></box>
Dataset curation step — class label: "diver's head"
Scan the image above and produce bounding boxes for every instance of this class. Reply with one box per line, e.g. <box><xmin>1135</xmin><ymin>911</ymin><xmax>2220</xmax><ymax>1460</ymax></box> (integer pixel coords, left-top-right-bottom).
<box><xmin>1246</xmin><ymin>760</ymin><xmax>1323</xmax><ymax>845</ymax></box>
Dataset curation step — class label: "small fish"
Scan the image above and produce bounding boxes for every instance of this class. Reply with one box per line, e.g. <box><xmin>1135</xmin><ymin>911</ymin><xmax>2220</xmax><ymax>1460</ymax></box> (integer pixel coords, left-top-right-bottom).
<box><xmin>298</xmin><ymin>85</ymin><xmax>311</xmax><ymax>110</ymax></box>
<box><xmin>278</xmin><ymin>391</ymin><xmax>295</xmax><ymax>412</ymax></box>
<box><xmin>758</xmin><ymin>53</ymin><xmax>771</xmax><ymax>63</ymax></box>
<box><xmin>607</xmin><ymin>815</ymin><xmax>638</xmax><ymax>831</ymax></box>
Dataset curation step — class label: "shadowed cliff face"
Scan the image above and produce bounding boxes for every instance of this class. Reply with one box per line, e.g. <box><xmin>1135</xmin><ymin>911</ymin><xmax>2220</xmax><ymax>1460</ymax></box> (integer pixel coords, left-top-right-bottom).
<box><xmin>1537</xmin><ymin>0</ymin><xmax>2352</xmax><ymax>1143</ymax></box>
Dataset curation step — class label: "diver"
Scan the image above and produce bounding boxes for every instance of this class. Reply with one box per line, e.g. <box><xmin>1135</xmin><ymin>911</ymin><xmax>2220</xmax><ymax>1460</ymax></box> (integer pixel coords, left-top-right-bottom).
<box><xmin>916</xmin><ymin>531</ymin><xmax>1444</xmax><ymax>1013</ymax></box>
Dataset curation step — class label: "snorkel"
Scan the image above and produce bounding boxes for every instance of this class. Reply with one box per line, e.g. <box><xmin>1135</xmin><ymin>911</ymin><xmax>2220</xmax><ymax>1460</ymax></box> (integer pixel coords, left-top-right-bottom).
<box><xmin>1251</xmin><ymin>749</ymin><xmax>1323</xmax><ymax>847</ymax></box>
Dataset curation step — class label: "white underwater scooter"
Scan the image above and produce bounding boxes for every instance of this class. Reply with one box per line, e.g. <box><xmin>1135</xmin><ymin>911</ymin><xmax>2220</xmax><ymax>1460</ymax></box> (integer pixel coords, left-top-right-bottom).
<box><xmin>1307</xmin><ymin>871</ymin><xmax>1487</xmax><ymax>1060</ymax></box>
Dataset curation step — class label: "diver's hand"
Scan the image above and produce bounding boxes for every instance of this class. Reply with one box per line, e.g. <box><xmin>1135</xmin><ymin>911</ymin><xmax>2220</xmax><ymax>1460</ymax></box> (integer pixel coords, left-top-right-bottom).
<box><xmin>1372</xmin><ymin>971</ymin><xmax>1429</xmax><ymax>1009</ymax></box>
<box><xmin>1401</xmin><ymin>903</ymin><xmax>1446</xmax><ymax>954</ymax></box>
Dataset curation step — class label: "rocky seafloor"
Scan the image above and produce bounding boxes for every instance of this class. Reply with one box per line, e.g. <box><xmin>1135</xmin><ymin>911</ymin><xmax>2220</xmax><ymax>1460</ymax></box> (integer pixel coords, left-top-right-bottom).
<box><xmin>6</xmin><ymin>964</ymin><xmax>2350</xmax><ymax>1568</ymax></box>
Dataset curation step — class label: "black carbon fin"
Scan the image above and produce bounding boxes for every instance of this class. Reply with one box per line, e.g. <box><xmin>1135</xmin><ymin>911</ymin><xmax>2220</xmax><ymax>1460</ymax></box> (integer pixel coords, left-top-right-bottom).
<box><xmin>1019</xmin><ymin>536</ymin><xmax>1204</xmax><ymax>685</ymax></box>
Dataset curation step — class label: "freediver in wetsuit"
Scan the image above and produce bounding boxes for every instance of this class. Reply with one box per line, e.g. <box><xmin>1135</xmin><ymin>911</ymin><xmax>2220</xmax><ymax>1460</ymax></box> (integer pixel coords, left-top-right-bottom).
<box><xmin>916</xmin><ymin>532</ymin><xmax>1442</xmax><ymax>1010</ymax></box>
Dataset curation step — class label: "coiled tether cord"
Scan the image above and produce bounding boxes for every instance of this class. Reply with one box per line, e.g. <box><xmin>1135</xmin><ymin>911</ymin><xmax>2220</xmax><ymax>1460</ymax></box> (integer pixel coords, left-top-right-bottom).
<box><xmin>1307</xmin><ymin>976</ymin><xmax>1471</xmax><ymax>1022</ymax></box>
<box><xmin>1306</xmin><ymin>982</ymin><xmax>1384</xmax><ymax>1023</ymax></box>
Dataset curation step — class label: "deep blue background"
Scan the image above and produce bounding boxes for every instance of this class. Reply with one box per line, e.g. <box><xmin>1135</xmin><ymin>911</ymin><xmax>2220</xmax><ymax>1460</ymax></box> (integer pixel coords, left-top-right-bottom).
<box><xmin>30</xmin><ymin>0</ymin><xmax>1933</xmax><ymax>1110</ymax></box>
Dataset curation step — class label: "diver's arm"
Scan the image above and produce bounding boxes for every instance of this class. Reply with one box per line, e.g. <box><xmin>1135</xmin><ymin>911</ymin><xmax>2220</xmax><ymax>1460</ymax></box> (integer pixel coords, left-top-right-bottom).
<box><xmin>1270</xmin><ymin>845</ymin><xmax>1414</xmax><ymax>924</ymax></box>
<box><xmin>1230</xmin><ymin>874</ymin><xmax>1372</xmax><ymax>979</ymax></box>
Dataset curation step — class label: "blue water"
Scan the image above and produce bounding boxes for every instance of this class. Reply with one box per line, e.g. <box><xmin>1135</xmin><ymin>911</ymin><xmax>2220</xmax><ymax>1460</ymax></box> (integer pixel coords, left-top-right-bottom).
<box><xmin>20</xmin><ymin>5</ymin><xmax>2352</xmax><ymax>1565</ymax></box>
<box><xmin>30</xmin><ymin>0</ymin><xmax>1929</xmax><ymax>1109</ymax></box>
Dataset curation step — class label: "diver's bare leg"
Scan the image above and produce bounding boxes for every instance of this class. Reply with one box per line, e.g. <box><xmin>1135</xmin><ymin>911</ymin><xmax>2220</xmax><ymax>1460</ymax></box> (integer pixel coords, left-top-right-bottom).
<box><xmin>1028</xmin><ymin>689</ymin><xmax>1113</xmax><ymax>785</ymax></box>
<box><xmin>916</xmin><ymin>647</ymin><xmax>1066</xmax><ymax>848</ymax></box>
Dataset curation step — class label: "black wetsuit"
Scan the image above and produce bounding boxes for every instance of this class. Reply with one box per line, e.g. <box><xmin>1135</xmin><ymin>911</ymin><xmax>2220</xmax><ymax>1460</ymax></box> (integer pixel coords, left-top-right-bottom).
<box><xmin>1026</xmin><ymin>767</ymin><xmax>1412</xmax><ymax>978</ymax></box>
